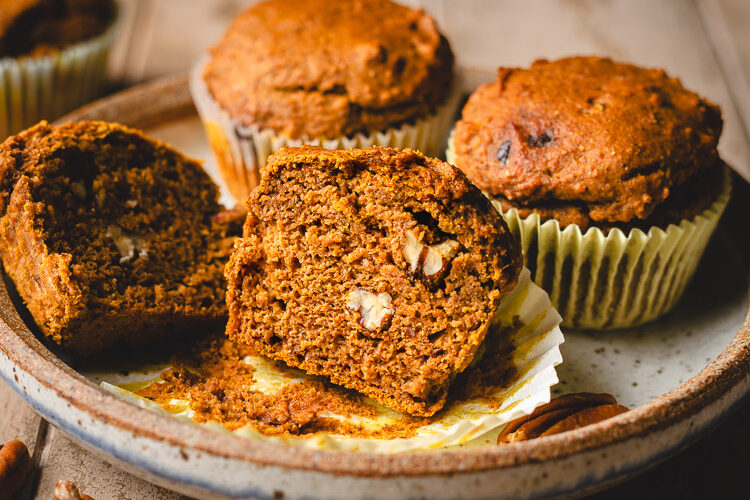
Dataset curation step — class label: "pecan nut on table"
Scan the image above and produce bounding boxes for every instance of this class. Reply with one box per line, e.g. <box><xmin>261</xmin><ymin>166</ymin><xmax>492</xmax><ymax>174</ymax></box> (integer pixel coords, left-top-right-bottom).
<box><xmin>498</xmin><ymin>393</ymin><xmax>629</xmax><ymax>443</ymax></box>
<box><xmin>54</xmin><ymin>480</ymin><xmax>95</xmax><ymax>500</ymax></box>
<box><xmin>0</xmin><ymin>440</ymin><xmax>31</xmax><ymax>500</ymax></box>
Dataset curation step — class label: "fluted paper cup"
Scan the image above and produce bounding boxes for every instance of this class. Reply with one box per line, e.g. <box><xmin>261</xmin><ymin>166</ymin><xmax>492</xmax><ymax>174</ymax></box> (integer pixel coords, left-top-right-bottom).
<box><xmin>95</xmin><ymin>267</ymin><xmax>565</xmax><ymax>453</ymax></box>
<box><xmin>190</xmin><ymin>55</ymin><xmax>462</xmax><ymax>202</ymax></box>
<box><xmin>0</xmin><ymin>18</ymin><xmax>117</xmax><ymax>139</ymax></box>
<box><xmin>447</xmin><ymin>134</ymin><xmax>732</xmax><ymax>329</ymax></box>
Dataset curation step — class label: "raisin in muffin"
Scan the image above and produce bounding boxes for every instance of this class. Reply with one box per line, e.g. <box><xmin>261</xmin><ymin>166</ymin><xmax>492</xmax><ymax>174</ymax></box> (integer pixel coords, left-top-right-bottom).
<box><xmin>0</xmin><ymin>121</ymin><xmax>243</xmax><ymax>356</ymax></box>
<box><xmin>225</xmin><ymin>146</ymin><xmax>522</xmax><ymax>416</ymax></box>
<box><xmin>448</xmin><ymin>56</ymin><xmax>731</xmax><ymax>329</ymax></box>
<box><xmin>0</xmin><ymin>0</ymin><xmax>117</xmax><ymax>137</ymax></box>
<box><xmin>191</xmin><ymin>0</ymin><xmax>458</xmax><ymax>202</ymax></box>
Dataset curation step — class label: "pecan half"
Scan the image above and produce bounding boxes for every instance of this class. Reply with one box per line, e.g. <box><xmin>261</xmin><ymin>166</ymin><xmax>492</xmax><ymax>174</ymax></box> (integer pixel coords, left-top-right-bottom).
<box><xmin>54</xmin><ymin>480</ymin><xmax>95</xmax><ymax>500</ymax></box>
<box><xmin>497</xmin><ymin>392</ymin><xmax>628</xmax><ymax>444</ymax></box>
<box><xmin>346</xmin><ymin>289</ymin><xmax>394</xmax><ymax>333</ymax></box>
<box><xmin>402</xmin><ymin>229</ymin><xmax>459</xmax><ymax>281</ymax></box>
<box><xmin>0</xmin><ymin>440</ymin><xmax>31</xmax><ymax>500</ymax></box>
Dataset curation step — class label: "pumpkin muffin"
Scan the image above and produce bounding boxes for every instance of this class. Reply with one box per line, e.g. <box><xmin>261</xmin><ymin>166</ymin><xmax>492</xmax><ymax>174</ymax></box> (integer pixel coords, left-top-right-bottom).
<box><xmin>0</xmin><ymin>0</ymin><xmax>115</xmax><ymax>57</ymax></box>
<box><xmin>191</xmin><ymin>0</ymin><xmax>458</xmax><ymax>201</ymax></box>
<box><xmin>225</xmin><ymin>146</ymin><xmax>522</xmax><ymax>416</ymax></box>
<box><xmin>0</xmin><ymin>0</ymin><xmax>117</xmax><ymax>138</ymax></box>
<box><xmin>449</xmin><ymin>56</ymin><xmax>731</xmax><ymax>329</ymax></box>
<box><xmin>0</xmin><ymin>121</ymin><xmax>243</xmax><ymax>356</ymax></box>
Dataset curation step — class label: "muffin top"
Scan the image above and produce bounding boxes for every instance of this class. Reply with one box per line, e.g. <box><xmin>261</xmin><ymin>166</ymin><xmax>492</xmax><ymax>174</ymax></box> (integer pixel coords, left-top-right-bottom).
<box><xmin>0</xmin><ymin>0</ymin><xmax>115</xmax><ymax>57</ymax></box>
<box><xmin>203</xmin><ymin>0</ymin><xmax>454</xmax><ymax>139</ymax></box>
<box><xmin>452</xmin><ymin>56</ymin><xmax>723</xmax><ymax>226</ymax></box>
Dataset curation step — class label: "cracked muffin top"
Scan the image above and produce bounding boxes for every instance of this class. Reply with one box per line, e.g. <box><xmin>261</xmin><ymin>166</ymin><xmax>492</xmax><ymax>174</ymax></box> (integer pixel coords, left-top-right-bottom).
<box><xmin>203</xmin><ymin>0</ymin><xmax>454</xmax><ymax>139</ymax></box>
<box><xmin>452</xmin><ymin>56</ymin><xmax>723</xmax><ymax>226</ymax></box>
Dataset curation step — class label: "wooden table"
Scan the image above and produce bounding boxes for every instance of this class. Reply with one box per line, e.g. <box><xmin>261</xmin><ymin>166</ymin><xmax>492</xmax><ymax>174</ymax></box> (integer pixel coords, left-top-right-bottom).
<box><xmin>2</xmin><ymin>1</ymin><xmax>749</xmax><ymax>498</ymax></box>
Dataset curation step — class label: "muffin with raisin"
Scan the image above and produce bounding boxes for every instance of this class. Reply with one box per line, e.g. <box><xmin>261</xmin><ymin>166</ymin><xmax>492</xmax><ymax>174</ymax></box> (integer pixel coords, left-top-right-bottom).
<box><xmin>448</xmin><ymin>56</ymin><xmax>730</xmax><ymax>329</ymax></box>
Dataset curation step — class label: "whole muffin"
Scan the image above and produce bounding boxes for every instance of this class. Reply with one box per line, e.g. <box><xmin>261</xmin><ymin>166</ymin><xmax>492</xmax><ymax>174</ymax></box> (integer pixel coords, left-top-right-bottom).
<box><xmin>191</xmin><ymin>0</ymin><xmax>458</xmax><ymax>201</ymax></box>
<box><xmin>449</xmin><ymin>56</ymin><xmax>731</xmax><ymax>329</ymax></box>
<box><xmin>0</xmin><ymin>0</ymin><xmax>117</xmax><ymax>138</ymax></box>
<box><xmin>0</xmin><ymin>0</ymin><xmax>114</xmax><ymax>57</ymax></box>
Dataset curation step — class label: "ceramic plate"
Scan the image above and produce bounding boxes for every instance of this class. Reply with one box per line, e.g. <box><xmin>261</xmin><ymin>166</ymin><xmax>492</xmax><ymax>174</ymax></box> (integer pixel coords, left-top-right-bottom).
<box><xmin>0</xmin><ymin>75</ymin><xmax>748</xmax><ymax>500</ymax></box>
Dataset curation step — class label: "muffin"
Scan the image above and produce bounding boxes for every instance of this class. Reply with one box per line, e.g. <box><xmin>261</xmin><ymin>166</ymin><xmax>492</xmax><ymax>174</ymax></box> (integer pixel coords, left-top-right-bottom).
<box><xmin>448</xmin><ymin>56</ymin><xmax>731</xmax><ymax>329</ymax></box>
<box><xmin>191</xmin><ymin>0</ymin><xmax>458</xmax><ymax>202</ymax></box>
<box><xmin>0</xmin><ymin>121</ymin><xmax>243</xmax><ymax>356</ymax></box>
<box><xmin>0</xmin><ymin>0</ymin><xmax>117</xmax><ymax>138</ymax></box>
<box><xmin>225</xmin><ymin>146</ymin><xmax>522</xmax><ymax>416</ymax></box>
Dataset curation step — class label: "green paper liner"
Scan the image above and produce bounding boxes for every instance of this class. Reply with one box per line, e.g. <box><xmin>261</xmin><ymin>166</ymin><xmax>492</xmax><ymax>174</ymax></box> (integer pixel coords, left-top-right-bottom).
<box><xmin>447</xmin><ymin>135</ymin><xmax>731</xmax><ymax>329</ymax></box>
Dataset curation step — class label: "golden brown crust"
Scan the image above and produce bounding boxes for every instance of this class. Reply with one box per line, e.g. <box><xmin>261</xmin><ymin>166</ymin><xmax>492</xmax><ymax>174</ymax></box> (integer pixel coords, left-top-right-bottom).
<box><xmin>0</xmin><ymin>0</ymin><xmax>115</xmax><ymax>57</ymax></box>
<box><xmin>225</xmin><ymin>146</ymin><xmax>521</xmax><ymax>416</ymax></box>
<box><xmin>204</xmin><ymin>0</ymin><xmax>454</xmax><ymax>139</ymax></box>
<box><xmin>0</xmin><ymin>121</ymin><xmax>242</xmax><ymax>356</ymax></box>
<box><xmin>491</xmin><ymin>161</ymin><xmax>726</xmax><ymax>231</ymax></box>
<box><xmin>453</xmin><ymin>56</ymin><xmax>723</xmax><ymax>225</ymax></box>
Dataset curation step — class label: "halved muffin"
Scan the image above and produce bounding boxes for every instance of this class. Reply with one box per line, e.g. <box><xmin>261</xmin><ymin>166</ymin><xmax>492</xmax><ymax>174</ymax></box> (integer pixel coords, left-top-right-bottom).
<box><xmin>225</xmin><ymin>146</ymin><xmax>522</xmax><ymax>416</ymax></box>
<box><xmin>0</xmin><ymin>121</ymin><xmax>242</xmax><ymax>356</ymax></box>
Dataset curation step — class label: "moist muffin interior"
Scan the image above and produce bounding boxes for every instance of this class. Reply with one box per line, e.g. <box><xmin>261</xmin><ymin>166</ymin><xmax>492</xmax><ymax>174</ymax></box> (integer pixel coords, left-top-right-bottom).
<box><xmin>0</xmin><ymin>121</ymin><xmax>241</xmax><ymax>355</ymax></box>
<box><xmin>225</xmin><ymin>146</ymin><xmax>521</xmax><ymax>417</ymax></box>
<box><xmin>36</xmin><ymin>138</ymin><xmax>221</xmax><ymax>302</ymax></box>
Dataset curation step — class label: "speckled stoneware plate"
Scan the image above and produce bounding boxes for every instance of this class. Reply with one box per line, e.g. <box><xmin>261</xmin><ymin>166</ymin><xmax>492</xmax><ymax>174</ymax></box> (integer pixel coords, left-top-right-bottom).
<box><xmin>0</xmin><ymin>75</ymin><xmax>748</xmax><ymax>500</ymax></box>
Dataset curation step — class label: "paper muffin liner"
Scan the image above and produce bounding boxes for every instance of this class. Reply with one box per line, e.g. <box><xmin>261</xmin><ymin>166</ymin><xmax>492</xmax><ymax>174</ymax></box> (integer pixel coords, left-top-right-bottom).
<box><xmin>189</xmin><ymin>55</ymin><xmax>462</xmax><ymax>203</ymax></box>
<box><xmin>0</xmin><ymin>18</ymin><xmax>117</xmax><ymax>139</ymax></box>
<box><xmin>447</xmin><ymin>135</ymin><xmax>732</xmax><ymax>330</ymax></box>
<box><xmin>92</xmin><ymin>267</ymin><xmax>565</xmax><ymax>453</ymax></box>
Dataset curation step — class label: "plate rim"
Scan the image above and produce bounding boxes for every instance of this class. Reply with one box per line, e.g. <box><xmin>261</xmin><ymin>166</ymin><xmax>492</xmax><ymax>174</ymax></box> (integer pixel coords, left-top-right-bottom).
<box><xmin>0</xmin><ymin>74</ymin><xmax>747</xmax><ymax>479</ymax></box>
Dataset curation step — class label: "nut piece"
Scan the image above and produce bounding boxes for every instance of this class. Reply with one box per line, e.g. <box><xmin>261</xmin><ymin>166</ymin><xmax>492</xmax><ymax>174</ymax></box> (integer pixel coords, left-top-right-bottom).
<box><xmin>105</xmin><ymin>225</ymin><xmax>148</xmax><ymax>264</ymax></box>
<box><xmin>497</xmin><ymin>392</ymin><xmax>628</xmax><ymax>444</ymax></box>
<box><xmin>0</xmin><ymin>440</ymin><xmax>31</xmax><ymax>500</ymax></box>
<box><xmin>54</xmin><ymin>480</ymin><xmax>95</xmax><ymax>500</ymax></box>
<box><xmin>540</xmin><ymin>404</ymin><xmax>629</xmax><ymax>437</ymax></box>
<box><xmin>402</xmin><ymin>229</ymin><xmax>459</xmax><ymax>278</ymax></box>
<box><xmin>71</xmin><ymin>182</ymin><xmax>87</xmax><ymax>200</ymax></box>
<box><xmin>347</xmin><ymin>289</ymin><xmax>394</xmax><ymax>332</ymax></box>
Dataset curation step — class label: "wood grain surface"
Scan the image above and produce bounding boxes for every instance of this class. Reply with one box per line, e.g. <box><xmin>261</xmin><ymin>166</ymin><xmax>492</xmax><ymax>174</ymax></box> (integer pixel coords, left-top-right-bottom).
<box><xmin>1</xmin><ymin>0</ymin><xmax>749</xmax><ymax>498</ymax></box>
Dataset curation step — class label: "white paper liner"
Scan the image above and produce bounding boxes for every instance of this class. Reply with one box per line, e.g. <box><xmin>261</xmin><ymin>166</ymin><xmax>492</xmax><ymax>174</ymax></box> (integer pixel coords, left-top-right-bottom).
<box><xmin>189</xmin><ymin>55</ymin><xmax>462</xmax><ymax>202</ymax></box>
<box><xmin>0</xmin><ymin>19</ymin><xmax>117</xmax><ymax>138</ymax></box>
<box><xmin>93</xmin><ymin>268</ymin><xmax>564</xmax><ymax>453</ymax></box>
<box><xmin>447</xmin><ymin>133</ymin><xmax>732</xmax><ymax>329</ymax></box>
